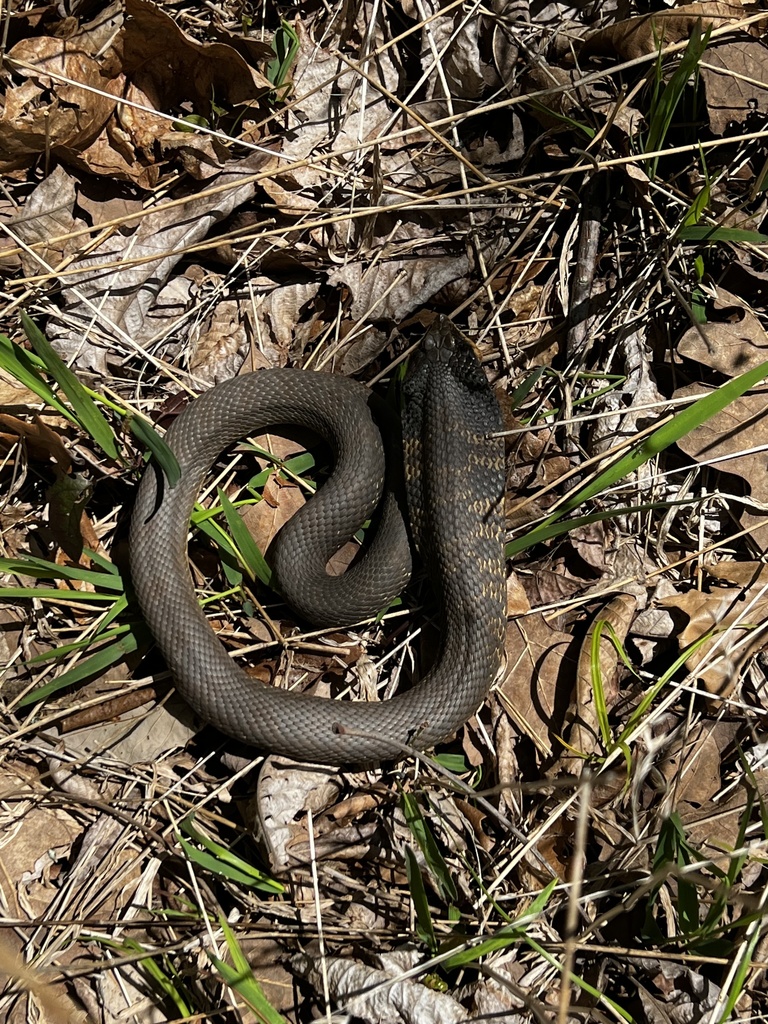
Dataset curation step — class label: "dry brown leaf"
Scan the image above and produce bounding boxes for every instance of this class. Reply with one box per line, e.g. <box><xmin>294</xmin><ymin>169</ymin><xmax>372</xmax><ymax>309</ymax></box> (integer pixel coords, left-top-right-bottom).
<box><xmin>209</xmin><ymin>26</ymin><xmax>274</xmax><ymax>68</ymax></box>
<box><xmin>581</xmin><ymin>3</ymin><xmax>747</xmax><ymax>63</ymax></box>
<box><xmin>47</xmin><ymin>473</ymin><xmax>98</xmax><ymax>563</ymax></box>
<box><xmin>188</xmin><ymin>299</ymin><xmax>250</xmax><ymax>385</ymax></box>
<box><xmin>328</xmin><ymin>254</ymin><xmax>470</xmax><ymax>330</ymax></box>
<box><xmin>704</xmin><ymin>559</ymin><xmax>768</xmax><ymax>587</ymax></box>
<box><xmin>721</xmin><ymin>259</ymin><xmax>768</xmax><ymax>305</ymax></box>
<box><xmin>339</xmin><ymin>325</ymin><xmax>391</xmax><ymax>375</ymax></box>
<box><xmin>75</xmin><ymin>181</ymin><xmax>144</xmax><ymax>230</ymax></box>
<box><xmin>40</xmin><ymin>152</ymin><xmax>277</xmax><ymax>373</ymax></box>
<box><xmin>678</xmin><ymin>288</ymin><xmax>768</xmax><ymax>374</ymax></box>
<box><xmin>0</xmin><ymin>800</ymin><xmax>82</xmax><ymax>920</ymax></box>
<box><xmin>12</xmin><ymin>165</ymin><xmax>78</xmax><ymax>278</ymax></box>
<box><xmin>0</xmin><ymin>367</ymin><xmax>46</xmax><ymax>410</ymax></box>
<box><xmin>498</xmin><ymin>612</ymin><xmax>576</xmax><ymax>761</ymax></box>
<box><xmin>503</xmin><ymin>410</ymin><xmax>569</xmax><ymax>512</ymax></box>
<box><xmin>121</xmin><ymin>0</ymin><xmax>271</xmax><ymax>114</ymax></box>
<box><xmin>245</xmin><ymin>282</ymin><xmax>322</xmax><ymax>367</ymax></box>
<box><xmin>250</xmin><ymin>756</ymin><xmax>344</xmax><ymax>874</ymax></box>
<box><xmin>2</xmin><ymin>0</ymin><xmax>271</xmax><ymax>185</ymax></box>
<box><xmin>293</xmin><ymin>948</ymin><xmax>469</xmax><ymax>1024</ymax></box>
<box><xmin>699</xmin><ymin>38</ymin><xmax>768</xmax><ymax>134</ymax></box>
<box><xmin>419</xmin><ymin>1</ymin><xmax>485</xmax><ymax>102</ymax></box>
<box><xmin>637</xmin><ymin>960</ymin><xmax>722</xmax><ymax>1022</ymax></box>
<box><xmin>662</xmin><ymin>585</ymin><xmax>768</xmax><ymax>694</ymax></box>
<box><xmin>672</xmin><ymin>720</ymin><xmax>736</xmax><ymax>809</ymax></box>
<box><xmin>682</xmin><ymin>769</ymin><xmax>768</xmax><ymax>864</ymax></box>
<box><xmin>238</xmin><ymin>442</ymin><xmax>369</xmax><ymax>600</ymax></box>
<box><xmin>0</xmin><ymin>413</ymin><xmax>71</xmax><ymax>471</ymax></box>
<box><xmin>569</xmin><ymin>520</ymin><xmax>609</xmax><ymax>572</ymax></box>
<box><xmin>242</xmin><ymin>473</ymin><xmax>307</xmax><ymax>558</ymax></box>
<box><xmin>277</xmin><ymin>19</ymin><xmax>398</xmax><ymax>195</ymax></box>
<box><xmin>1</xmin><ymin>34</ymin><xmax>121</xmax><ymax>174</ymax></box>
<box><xmin>158</xmin><ymin>132</ymin><xmax>231</xmax><ymax>180</ymax></box>
<box><xmin>673</xmin><ymin>383</ymin><xmax>768</xmax><ymax>504</ymax></box>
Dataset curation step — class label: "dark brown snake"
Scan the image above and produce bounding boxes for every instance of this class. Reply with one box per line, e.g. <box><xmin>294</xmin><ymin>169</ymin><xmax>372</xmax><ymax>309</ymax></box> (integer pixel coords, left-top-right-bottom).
<box><xmin>130</xmin><ymin>318</ymin><xmax>506</xmax><ymax>765</ymax></box>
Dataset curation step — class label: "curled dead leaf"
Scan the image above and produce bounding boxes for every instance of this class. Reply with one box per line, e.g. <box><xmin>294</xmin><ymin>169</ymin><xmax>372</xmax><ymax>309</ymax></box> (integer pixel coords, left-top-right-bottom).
<box><xmin>1</xmin><ymin>35</ymin><xmax>121</xmax><ymax>173</ymax></box>
<box><xmin>581</xmin><ymin>2</ymin><xmax>748</xmax><ymax>63</ymax></box>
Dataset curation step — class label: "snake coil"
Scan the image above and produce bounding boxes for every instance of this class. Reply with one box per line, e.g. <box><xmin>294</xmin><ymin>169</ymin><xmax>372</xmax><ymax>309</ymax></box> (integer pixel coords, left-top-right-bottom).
<box><xmin>130</xmin><ymin>318</ymin><xmax>506</xmax><ymax>764</ymax></box>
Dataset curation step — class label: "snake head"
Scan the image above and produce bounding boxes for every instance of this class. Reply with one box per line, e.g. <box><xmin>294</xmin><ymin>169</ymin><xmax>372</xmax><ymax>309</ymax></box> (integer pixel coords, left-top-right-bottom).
<box><xmin>408</xmin><ymin>315</ymin><xmax>492</xmax><ymax>398</ymax></box>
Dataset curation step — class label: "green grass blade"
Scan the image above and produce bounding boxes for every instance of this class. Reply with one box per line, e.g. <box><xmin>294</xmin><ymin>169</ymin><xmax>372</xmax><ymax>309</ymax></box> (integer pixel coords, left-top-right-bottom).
<box><xmin>506</xmin><ymin>496</ymin><xmax>710</xmax><ymax>556</ymax></box>
<box><xmin>99</xmin><ymin>937</ymin><xmax>193</xmax><ymax>1016</ymax></box>
<box><xmin>516</xmin><ymin>358</ymin><xmax>768</xmax><ymax>551</ymax></box>
<box><xmin>401</xmin><ymin>791</ymin><xmax>457</xmax><ymax>903</ymax></box>
<box><xmin>645</xmin><ymin>22</ymin><xmax>709</xmax><ymax>178</ymax></box>
<box><xmin>217</xmin><ymin>488</ymin><xmax>273</xmax><ymax>586</ymax></box>
<box><xmin>15</xmin><ymin>628</ymin><xmax>143</xmax><ymax>708</ymax></box>
<box><xmin>25</xmin><ymin>623</ymin><xmax>132</xmax><ymax>663</ymax></box>
<box><xmin>524</xmin><ymin>935</ymin><xmax>633</xmax><ymax>1021</ymax></box>
<box><xmin>0</xmin><ymin>555</ymin><xmax>125</xmax><ymax>591</ymax></box>
<box><xmin>442</xmin><ymin>879</ymin><xmax>558</xmax><ymax>968</ymax></box>
<box><xmin>267</xmin><ymin>20</ymin><xmax>299</xmax><ymax>89</ymax></box>
<box><xmin>678</xmin><ymin>225</ymin><xmax>768</xmax><ymax>244</ymax></box>
<box><xmin>0</xmin><ymin>333</ymin><xmax>75</xmax><ymax>422</ymax></box>
<box><xmin>525</xmin><ymin>99</ymin><xmax>595</xmax><ymax>139</ymax></box>
<box><xmin>0</xmin><ymin>586</ymin><xmax>116</xmax><ymax>603</ymax></box>
<box><xmin>683</xmin><ymin>181</ymin><xmax>711</xmax><ymax>228</ymax></box>
<box><xmin>508</xmin><ymin>367</ymin><xmax>545</xmax><ymax>411</ymax></box>
<box><xmin>245</xmin><ymin>449</ymin><xmax>317</xmax><ymax>490</ymax></box>
<box><xmin>191</xmin><ymin>511</ymin><xmax>244</xmax><ymax>588</ymax></box>
<box><xmin>618</xmin><ymin>631</ymin><xmax>716</xmax><ymax>741</ymax></box>
<box><xmin>178</xmin><ymin>817</ymin><xmax>283</xmax><ymax>893</ymax></box>
<box><xmin>178</xmin><ymin>837</ymin><xmax>281</xmax><ymax>891</ymax></box>
<box><xmin>404</xmin><ymin>845</ymin><xmax>437</xmax><ymax>952</ymax></box>
<box><xmin>209</xmin><ymin>915</ymin><xmax>288</xmax><ymax>1024</ymax></box>
<box><xmin>716</xmin><ymin>916</ymin><xmax>765</xmax><ymax>1023</ymax></box>
<box><xmin>21</xmin><ymin>312</ymin><xmax>121</xmax><ymax>461</ymax></box>
<box><xmin>589</xmin><ymin>621</ymin><xmax>612</xmax><ymax>748</ymax></box>
<box><xmin>83</xmin><ymin>547</ymin><xmax>121</xmax><ymax>575</ymax></box>
<box><xmin>434</xmin><ymin>753</ymin><xmax>469</xmax><ymax>773</ymax></box>
<box><xmin>126</xmin><ymin>413</ymin><xmax>181</xmax><ymax>487</ymax></box>
<box><xmin>208</xmin><ymin>954</ymin><xmax>287</xmax><ymax>1023</ymax></box>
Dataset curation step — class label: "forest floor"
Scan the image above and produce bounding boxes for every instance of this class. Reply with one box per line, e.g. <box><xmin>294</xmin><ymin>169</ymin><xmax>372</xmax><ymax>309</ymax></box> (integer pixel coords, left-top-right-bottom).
<box><xmin>3</xmin><ymin>0</ymin><xmax>768</xmax><ymax>1021</ymax></box>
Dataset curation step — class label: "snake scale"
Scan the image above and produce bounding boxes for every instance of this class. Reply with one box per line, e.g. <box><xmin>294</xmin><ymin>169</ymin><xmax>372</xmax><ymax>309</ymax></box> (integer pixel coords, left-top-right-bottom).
<box><xmin>130</xmin><ymin>318</ymin><xmax>506</xmax><ymax>765</ymax></box>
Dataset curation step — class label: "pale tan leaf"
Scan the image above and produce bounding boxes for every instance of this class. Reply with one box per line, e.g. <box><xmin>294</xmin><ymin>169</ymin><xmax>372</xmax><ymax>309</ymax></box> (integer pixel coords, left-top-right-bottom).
<box><xmin>662</xmin><ymin>585</ymin><xmax>768</xmax><ymax>694</ymax></box>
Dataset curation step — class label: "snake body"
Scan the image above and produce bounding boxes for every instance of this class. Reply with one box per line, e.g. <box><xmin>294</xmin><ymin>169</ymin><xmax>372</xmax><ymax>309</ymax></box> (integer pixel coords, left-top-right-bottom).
<box><xmin>130</xmin><ymin>318</ymin><xmax>506</xmax><ymax>765</ymax></box>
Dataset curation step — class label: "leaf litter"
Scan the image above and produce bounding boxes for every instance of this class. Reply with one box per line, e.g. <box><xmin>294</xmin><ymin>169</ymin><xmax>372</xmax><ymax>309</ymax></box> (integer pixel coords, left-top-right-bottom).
<box><xmin>5</xmin><ymin>0</ymin><xmax>768</xmax><ymax>1021</ymax></box>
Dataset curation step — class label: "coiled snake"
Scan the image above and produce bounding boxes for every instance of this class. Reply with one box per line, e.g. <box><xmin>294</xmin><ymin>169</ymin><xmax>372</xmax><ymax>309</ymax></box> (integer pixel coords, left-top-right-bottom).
<box><xmin>130</xmin><ymin>318</ymin><xmax>506</xmax><ymax>765</ymax></box>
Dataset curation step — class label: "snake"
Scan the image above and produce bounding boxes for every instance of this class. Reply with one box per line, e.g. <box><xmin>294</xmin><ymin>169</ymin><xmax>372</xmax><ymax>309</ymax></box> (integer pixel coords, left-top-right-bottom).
<box><xmin>130</xmin><ymin>317</ymin><xmax>506</xmax><ymax>765</ymax></box>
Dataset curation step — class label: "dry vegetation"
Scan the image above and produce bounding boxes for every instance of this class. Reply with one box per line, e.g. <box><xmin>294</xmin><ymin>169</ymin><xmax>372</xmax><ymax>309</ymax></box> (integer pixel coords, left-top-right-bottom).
<box><xmin>3</xmin><ymin>0</ymin><xmax>768</xmax><ymax>1021</ymax></box>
